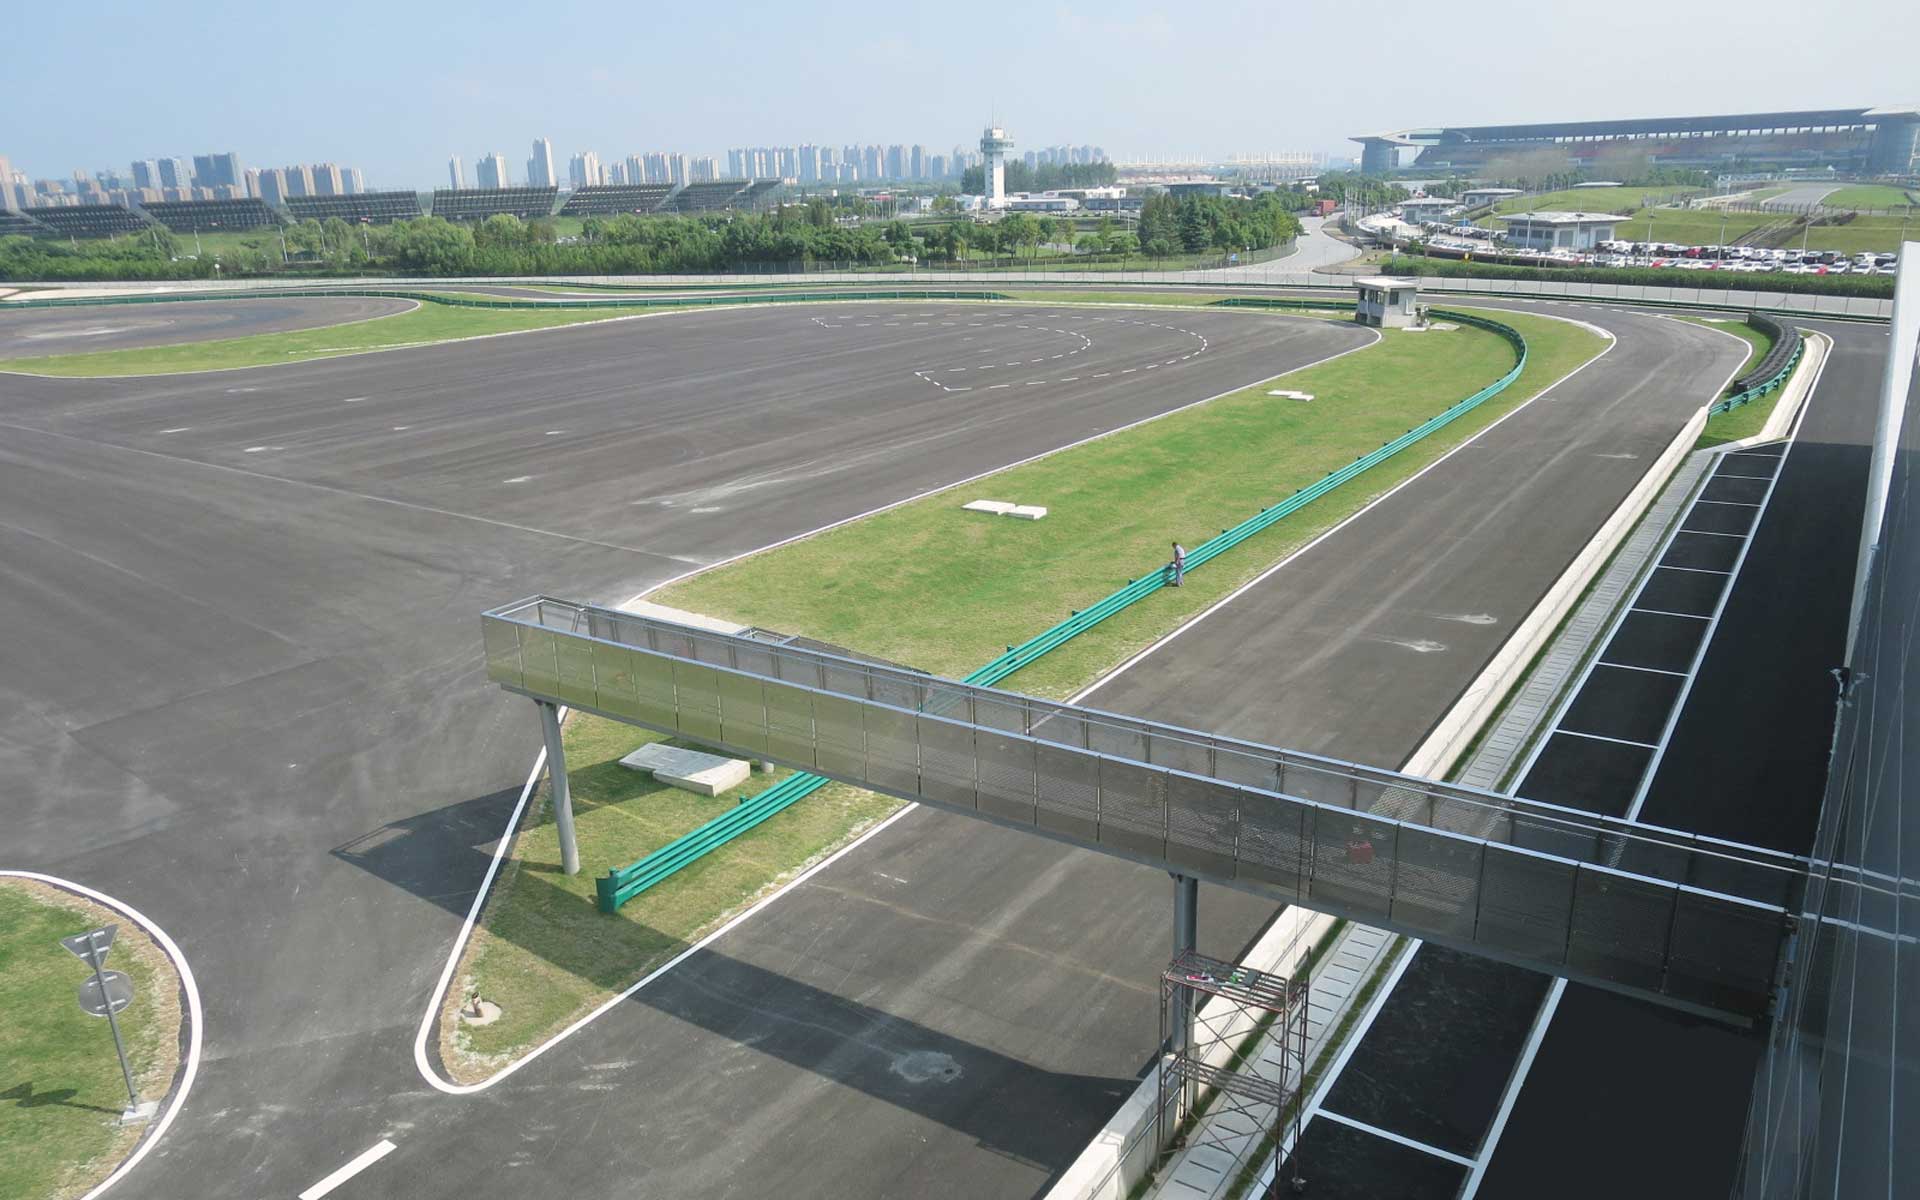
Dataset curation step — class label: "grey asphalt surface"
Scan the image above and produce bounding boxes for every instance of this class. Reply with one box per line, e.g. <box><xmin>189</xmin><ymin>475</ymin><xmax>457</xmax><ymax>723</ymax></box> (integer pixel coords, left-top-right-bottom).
<box><xmin>1759</xmin><ymin>184</ymin><xmax>1840</xmax><ymax>210</ymax></box>
<box><xmin>0</xmin><ymin>296</ymin><xmax>418</xmax><ymax>356</ymax></box>
<box><xmin>0</xmin><ymin>299</ymin><xmax>1367</xmax><ymax>1200</ymax></box>
<box><xmin>333</xmin><ymin>302</ymin><xmax>1738</xmax><ymax>1199</ymax></box>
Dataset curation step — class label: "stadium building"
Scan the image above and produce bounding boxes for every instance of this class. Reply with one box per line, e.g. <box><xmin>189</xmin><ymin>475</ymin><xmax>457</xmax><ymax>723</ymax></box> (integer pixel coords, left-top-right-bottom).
<box><xmin>1353</xmin><ymin>105</ymin><xmax>1920</xmax><ymax>176</ymax></box>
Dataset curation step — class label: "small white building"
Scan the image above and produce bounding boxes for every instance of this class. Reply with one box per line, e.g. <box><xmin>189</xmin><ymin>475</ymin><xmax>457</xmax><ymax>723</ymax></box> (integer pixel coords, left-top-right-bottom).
<box><xmin>1353</xmin><ymin>276</ymin><xmax>1420</xmax><ymax>328</ymax></box>
<box><xmin>1006</xmin><ymin>193</ymin><xmax>1081</xmax><ymax>213</ymax></box>
<box><xmin>1462</xmin><ymin>187</ymin><xmax>1523</xmax><ymax>207</ymax></box>
<box><xmin>1398</xmin><ymin>197</ymin><xmax>1455</xmax><ymax>223</ymax></box>
<box><xmin>1495</xmin><ymin>211</ymin><xmax>1622</xmax><ymax>252</ymax></box>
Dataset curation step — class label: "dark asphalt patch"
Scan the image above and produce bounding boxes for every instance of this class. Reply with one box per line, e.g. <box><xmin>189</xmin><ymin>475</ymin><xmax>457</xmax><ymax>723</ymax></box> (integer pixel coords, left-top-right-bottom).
<box><xmin>1660</xmin><ymin>531</ymin><xmax>1742</xmax><ymax>572</ymax></box>
<box><xmin>1514</xmin><ymin>732</ymin><xmax>1653</xmax><ymax>816</ymax></box>
<box><xmin>1699</xmin><ymin>474</ymin><xmax>1770</xmax><ymax>505</ymax></box>
<box><xmin>1634</xmin><ymin>566</ymin><xmax>1727</xmax><ymax>617</ymax></box>
<box><xmin>1319</xmin><ymin>944</ymin><xmax>1550</xmax><ymax>1157</ymax></box>
<box><xmin>1282</xmin><ymin>1114</ymin><xmax>1467</xmax><ymax>1200</ymax></box>
<box><xmin>1559</xmin><ymin>664</ymin><xmax>1683</xmax><ymax>745</ymax></box>
<box><xmin>1682</xmin><ymin>502</ymin><xmax>1760</xmax><ymax>537</ymax></box>
<box><xmin>1602</xmin><ymin>610</ymin><xmax>1708</xmax><ymax>674</ymax></box>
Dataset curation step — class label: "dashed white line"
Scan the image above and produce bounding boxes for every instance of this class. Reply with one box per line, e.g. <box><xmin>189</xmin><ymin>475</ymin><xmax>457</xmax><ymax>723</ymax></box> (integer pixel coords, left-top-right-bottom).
<box><xmin>159</xmin><ymin>427</ymin><xmax>189</xmax><ymax>434</ymax></box>
<box><xmin>298</xmin><ymin>1140</ymin><xmax>397</xmax><ymax>1200</ymax></box>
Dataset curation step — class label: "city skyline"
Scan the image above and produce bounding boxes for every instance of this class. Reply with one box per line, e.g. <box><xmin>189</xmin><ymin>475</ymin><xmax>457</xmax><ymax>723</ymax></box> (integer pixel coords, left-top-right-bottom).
<box><xmin>7</xmin><ymin>0</ymin><xmax>1916</xmax><ymax>191</ymax></box>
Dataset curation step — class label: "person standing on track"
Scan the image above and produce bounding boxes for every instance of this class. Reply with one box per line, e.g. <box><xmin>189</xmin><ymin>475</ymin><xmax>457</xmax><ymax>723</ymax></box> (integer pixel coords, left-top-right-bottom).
<box><xmin>1170</xmin><ymin>542</ymin><xmax>1186</xmax><ymax>587</ymax></box>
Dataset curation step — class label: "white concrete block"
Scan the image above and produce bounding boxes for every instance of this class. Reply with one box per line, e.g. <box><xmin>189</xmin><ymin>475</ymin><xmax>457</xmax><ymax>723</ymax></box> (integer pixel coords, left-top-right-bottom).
<box><xmin>963</xmin><ymin>499</ymin><xmax>1016</xmax><ymax>514</ymax></box>
<box><xmin>614</xmin><ymin>599</ymin><xmax>748</xmax><ymax>635</ymax></box>
<box><xmin>1005</xmin><ymin>505</ymin><xmax>1048</xmax><ymax>520</ymax></box>
<box><xmin>619</xmin><ymin>743</ymin><xmax>752</xmax><ymax>796</ymax></box>
<box><xmin>1266</xmin><ymin>389</ymin><xmax>1315</xmax><ymax>401</ymax></box>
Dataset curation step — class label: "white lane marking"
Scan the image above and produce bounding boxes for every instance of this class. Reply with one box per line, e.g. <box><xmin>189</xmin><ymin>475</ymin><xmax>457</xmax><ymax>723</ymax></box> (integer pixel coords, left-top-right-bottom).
<box><xmin>1657</xmin><ymin>563</ymin><xmax>1732</xmax><ymax>575</ymax></box>
<box><xmin>1460</xmin><ymin>981</ymin><xmax>1566</xmax><ymax>1197</ymax></box>
<box><xmin>1595</xmin><ymin>660</ymin><xmax>1690</xmax><ymax>677</ymax></box>
<box><xmin>341</xmin><ymin>396</ymin><xmax>365</xmax><ymax>403</ymax></box>
<box><xmin>1555</xmin><ymin>727</ymin><xmax>1660</xmax><ymax>750</ymax></box>
<box><xmin>0</xmin><ymin>871</ymin><xmax>204</xmax><ymax>1200</ymax></box>
<box><xmin>159</xmin><ymin>427</ymin><xmax>189</xmax><ymax>433</ymax></box>
<box><xmin>298</xmin><ymin>1140</ymin><xmax>397</xmax><ymax>1200</ymax></box>
<box><xmin>1629</xmin><ymin>607</ymin><xmax>1712</xmax><ymax>621</ymax></box>
<box><xmin>502</xmin><ymin>475</ymin><xmax>533</xmax><ymax>483</ymax></box>
<box><xmin>544</xmin><ymin>430</ymin><xmax>566</xmax><ymax>436</ymax></box>
<box><xmin>1316</xmin><ymin>1110</ymin><xmax>1477</xmax><ymax>1168</ymax></box>
<box><xmin>242</xmin><ymin>445</ymin><xmax>282</xmax><ymax>453</ymax></box>
<box><xmin>989</xmin><ymin>383</ymin><xmax>1010</xmax><ymax>389</ymax></box>
<box><xmin>391</xmin><ymin>425</ymin><xmax>411</xmax><ymax>431</ymax></box>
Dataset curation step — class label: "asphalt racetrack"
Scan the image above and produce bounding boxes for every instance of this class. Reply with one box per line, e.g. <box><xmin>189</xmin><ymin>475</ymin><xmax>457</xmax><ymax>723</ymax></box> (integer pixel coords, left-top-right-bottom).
<box><xmin>0</xmin><ymin>299</ymin><xmax>1369</xmax><ymax>1199</ymax></box>
<box><xmin>0</xmin><ymin>295</ymin><xmax>419</xmax><ymax>356</ymax></box>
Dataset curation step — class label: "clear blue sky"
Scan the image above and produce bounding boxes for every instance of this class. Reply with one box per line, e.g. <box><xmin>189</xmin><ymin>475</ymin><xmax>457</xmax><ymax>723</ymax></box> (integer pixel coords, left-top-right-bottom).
<box><xmin>9</xmin><ymin>0</ymin><xmax>1917</xmax><ymax>188</ymax></box>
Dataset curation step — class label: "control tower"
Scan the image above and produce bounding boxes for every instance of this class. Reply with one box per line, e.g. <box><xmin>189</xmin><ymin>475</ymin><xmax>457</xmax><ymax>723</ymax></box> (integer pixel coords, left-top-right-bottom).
<box><xmin>980</xmin><ymin>124</ymin><xmax>1014</xmax><ymax>208</ymax></box>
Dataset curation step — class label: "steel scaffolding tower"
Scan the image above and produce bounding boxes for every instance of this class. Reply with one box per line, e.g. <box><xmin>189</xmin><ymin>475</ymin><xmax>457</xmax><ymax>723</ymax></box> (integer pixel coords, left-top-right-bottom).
<box><xmin>1157</xmin><ymin>949</ymin><xmax>1309</xmax><ymax>1195</ymax></box>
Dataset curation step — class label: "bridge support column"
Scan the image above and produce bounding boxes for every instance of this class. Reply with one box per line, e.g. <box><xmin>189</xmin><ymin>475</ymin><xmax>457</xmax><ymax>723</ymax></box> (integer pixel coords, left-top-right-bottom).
<box><xmin>1170</xmin><ymin>873</ymin><xmax>1199</xmax><ymax>1051</ymax></box>
<box><xmin>535</xmin><ymin>700</ymin><xmax>580</xmax><ymax>876</ymax></box>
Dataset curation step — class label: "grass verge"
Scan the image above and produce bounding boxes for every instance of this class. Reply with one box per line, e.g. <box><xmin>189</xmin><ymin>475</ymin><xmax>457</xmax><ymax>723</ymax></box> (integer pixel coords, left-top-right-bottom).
<box><xmin>1687</xmin><ymin>316</ymin><xmax>1782</xmax><ymax>449</ymax></box>
<box><xmin>1000</xmin><ymin>290</ymin><xmax>1344</xmax><ymax>313</ymax></box>
<box><xmin>448</xmin><ymin>304</ymin><xmax>1604</xmax><ymax>1076</ymax></box>
<box><xmin>0</xmin><ymin>302</ymin><xmax>682</xmax><ymax>377</ymax></box>
<box><xmin>0</xmin><ymin>879</ymin><xmax>182</xmax><ymax>1200</ymax></box>
<box><xmin>441</xmin><ymin>719</ymin><xmax>898</xmax><ymax>1079</ymax></box>
<box><xmin>659</xmin><ymin>309</ymin><xmax>1604</xmax><ymax>697</ymax></box>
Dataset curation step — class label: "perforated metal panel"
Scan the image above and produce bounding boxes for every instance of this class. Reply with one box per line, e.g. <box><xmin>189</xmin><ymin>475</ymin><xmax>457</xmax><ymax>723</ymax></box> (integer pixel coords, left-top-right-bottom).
<box><xmin>481</xmin><ymin>598</ymin><xmax>1803</xmax><ymax>1021</ymax></box>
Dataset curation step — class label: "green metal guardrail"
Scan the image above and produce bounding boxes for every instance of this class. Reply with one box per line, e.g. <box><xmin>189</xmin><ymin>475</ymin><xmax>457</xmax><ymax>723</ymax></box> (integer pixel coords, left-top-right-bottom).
<box><xmin>594</xmin><ymin>307</ymin><xmax>1530</xmax><ymax>912</ymax></box>
<box><xmin>1709</xmin><ymin>327</ymin><xmax>1805</xmax><ymax>416</ymax></box>
<box><xmin>2</xmin><ymin>287</ymin><xmax>1011</xmax><ymax>312</ymax></box>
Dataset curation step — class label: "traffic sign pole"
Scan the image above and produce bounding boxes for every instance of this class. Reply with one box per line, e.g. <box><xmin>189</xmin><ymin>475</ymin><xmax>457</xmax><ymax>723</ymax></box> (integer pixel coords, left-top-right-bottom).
<box><xmin>86</xmin><ymin>938</ymin><xmax>140</xmax><ymax>1114</ymax></box>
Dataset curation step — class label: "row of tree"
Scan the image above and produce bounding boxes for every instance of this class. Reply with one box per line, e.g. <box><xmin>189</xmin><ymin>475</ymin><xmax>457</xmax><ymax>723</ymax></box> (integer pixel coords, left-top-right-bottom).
<box><xmin>957</xmin><ymin>160</ymin><xmax>1118</xmax><ymax>195</ymax></box>
<box><xmin>0</xmin><ymin>188</ymin><xmax>1302</xmax><ymax>280</ymax></box>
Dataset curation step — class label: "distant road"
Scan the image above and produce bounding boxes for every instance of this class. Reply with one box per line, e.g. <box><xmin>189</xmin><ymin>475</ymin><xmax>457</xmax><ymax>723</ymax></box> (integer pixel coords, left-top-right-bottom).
<box><xmin>1760</xmin><ymin>184</ymin><xmax>1840</xmax><ymax>210</ymax></box>
<box><xmin>1203</xmin><ymin>215</ymin><xmax>1360</xmax><ymax>277</ymax></box>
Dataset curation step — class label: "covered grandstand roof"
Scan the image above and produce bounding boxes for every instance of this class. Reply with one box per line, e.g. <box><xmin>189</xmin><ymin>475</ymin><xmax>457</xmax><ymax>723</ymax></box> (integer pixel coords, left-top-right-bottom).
<box><xmin>0</xmin><ymin>210</ymin><xmax>53</xmax><ymax>237</ymax></box>
<box><xmin>139</xmin><ymin>198</ymin><xmax>278</xmax><ymax>232</ymax></box>
<box><xmin>284</xmin><ymin>191</ymin><xmax>423</xmax><ymax>224</ymax></box>
<box><xmin>23</xmin><ymin>204</ymin><xmax>156</xmax><ymax>238</ymax></box>
<box><xmin>557</xmin><ymin>184</ymin><xmax>672</xmax><ymax>216</ymax></box>
<box><xmin>1357</xmin><ymin>105</ymin><xmax>1920</xmax><ymax>145</ymax></box>
<box><xmin>430</xmin><ymin>187</ymin><xmax>559</xmax><ymax>221</ymax></box>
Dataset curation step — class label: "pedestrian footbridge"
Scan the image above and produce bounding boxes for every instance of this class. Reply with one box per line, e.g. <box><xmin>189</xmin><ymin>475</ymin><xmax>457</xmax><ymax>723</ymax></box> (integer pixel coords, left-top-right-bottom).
<box><xmin>481</xmin><ymin>596</ymin><xmax>1805</xmax><ymax>1025</ymax></box>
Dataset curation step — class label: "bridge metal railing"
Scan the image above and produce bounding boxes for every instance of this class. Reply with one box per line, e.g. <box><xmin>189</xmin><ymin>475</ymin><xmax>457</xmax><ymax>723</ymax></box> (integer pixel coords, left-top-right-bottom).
<box><xmin>482</xmin><ymin>597</ymin><xmax>1804</xmax><ymax>1024</ymax></box>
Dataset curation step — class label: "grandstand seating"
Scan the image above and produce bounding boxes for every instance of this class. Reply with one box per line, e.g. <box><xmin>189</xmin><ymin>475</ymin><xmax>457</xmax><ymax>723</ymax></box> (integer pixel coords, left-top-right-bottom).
<box><xmin>663</xmin><ymin>180</ymin><xmax>753</xmax><ymax>213</ymax></box>
<box><xmin>139</xmin><ymin>198</ymin><xmax>278</xmax><ymax>232</ymax></box>
<box><xmin>558</xmin><ymin>184</ymin><xmax>672</xmax><ymax>216</ymax></box>
<box><xmin>736</xmin><ymin>179</ymin><xmax>782</xmax><ymax>208</ymax></box>
<box><xmin>430</xmin><ymin>187</ymin><xmax>559</xmax><ymax>221</ymax></box>
<box><xmin>0</xmin><ymin>210</ymin><xmax>52</xmax><ymax>237</ymax></box>
<box><xmin>283</xmin><ymin>190</ymin><xmax>423</xmax><ymax>225</ymax></box>
<box><xmin>23</xmin><ymin>204</ymin><xmax>156</xmax><ymax>239</ymax></box>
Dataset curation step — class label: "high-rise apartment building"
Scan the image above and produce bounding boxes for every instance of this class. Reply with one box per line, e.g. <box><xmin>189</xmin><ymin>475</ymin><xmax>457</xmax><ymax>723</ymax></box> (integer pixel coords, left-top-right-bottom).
<box><xmin>569</xmin><ymin>151</ymin><xmax>602</xmax><ymax>188</ymax></box>
<box><xmin>157</xmin><ymin>157</ymin><xmax>190</xmax><ymax>190</ymax></box>
<box><xmin>910</xmin><ymin>145</ymin><xmax>926</xmax><ymax>179</ymax></box>
<box><xmin>311</xmin><ymin>162</ymin><xmax>344</xmax><ymax>196</ymax></box>
<box><xmin>527</xmin><ymin>138</ymin><xmax>556</xmax><ymax>188</ymax></box>
<box><xmin>690</xmin><ymin>156</ymin><xmax>719</xmax><ymax>182</ymax></box>
<box><xmin>475</xmin><ymin>153</ymin><xmax>509</xmax><ymax>189</ymax></box>
<box><xmin>130</xmin><ymin>159</ymin><xmax>159</xmax><ymax>191</ymax></box>
<box><xmin>448</xmin><ymin>155</ymin><xmax>464</xmax><ymax>189</ymax></box>
<box><xmin>254</xmin><ymin>167</ymin><xmax>287</xmax><ymax>206</ymax></box>
<box><xmin>283</xmin><ymin>163</ymin><xmax>314</xmax><ymax>197</ymax></box>
<box><xmin>343</xmin><ymin>167</ymin><xmax>364</xmax><ymax>194</ymax></box>
<box><xmin>0</xmin><ymin>155</ymin><xmax>14</xmax><ymax>212</ymax></box>
<box><xmin>192</xmin><ymin>152</ymin><xmax>245</xmax><ymax>194</ymax></box>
